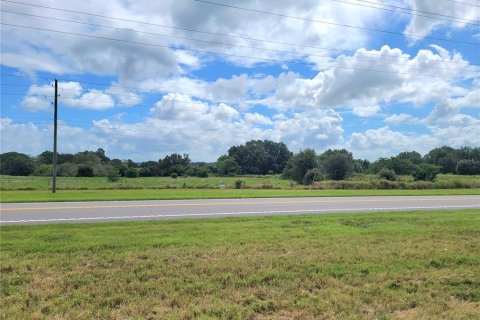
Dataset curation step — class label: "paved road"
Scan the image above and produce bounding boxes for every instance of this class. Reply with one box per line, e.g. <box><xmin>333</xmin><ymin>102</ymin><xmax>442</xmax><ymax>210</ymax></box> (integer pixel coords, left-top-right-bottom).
<box><xmin>1</xmin><ymin>195</ymin><xmax>479</xmax><ymax>225</ymax></box>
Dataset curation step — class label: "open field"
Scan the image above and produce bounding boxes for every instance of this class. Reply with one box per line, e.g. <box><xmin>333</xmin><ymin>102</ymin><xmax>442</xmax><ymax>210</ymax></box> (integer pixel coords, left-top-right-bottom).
<box><xmin>1</xmin><ymin>174</ymin><xmax>480</xmax><ymax>191</ymax></box>
<box><xmin>1</xmin><ymin>188</ymin><xmax>480</xmax><ymax>203</ymax></box>
<box><xmin>1</xmin><ymin>210</ymin><xmax>479</xmax><ymax>319</ymax></box>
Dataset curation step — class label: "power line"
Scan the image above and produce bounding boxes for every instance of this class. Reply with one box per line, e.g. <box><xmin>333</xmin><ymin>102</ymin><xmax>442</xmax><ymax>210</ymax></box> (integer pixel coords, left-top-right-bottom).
<box><xmin>3</xmin><ymin>121</ymin><xmax>248</xmax><ymax>134</ymax></box>
<box><xmin>3</xmin><ymin>10</ymin><xmax>475</xmax><ymax>71</ymax></box>
<box><xmin>0</xmin><ymin>92</ymin><xmax>241</xmax><ymax>111</ymax></box>
<box><xmin>444</xmin><ymin>0</ymin><xmax>480</xmax><ymax>8</ymax></box>
<box><xmin>1</xmin><ymin>82</ymin><xmax>253</xmax><ymax>107</ymax></box>
<box><xmin>2</xmin><ymin>23</ymin><xmax>475</xmax><ymax>81</ymax></box>
<box><xmin>1</xmin><ymin>8</ymin><xmax>474</xmax><ymax>69</ymax></box>
<box><xmin>190</xmin><ymin>0</ymin><xmax>480</xmax><ymax>45</ymax></box>
<box><xmin>332</xmin><ymin>0</ymin><xmax>479</xmax><ymax>25</ymax></box>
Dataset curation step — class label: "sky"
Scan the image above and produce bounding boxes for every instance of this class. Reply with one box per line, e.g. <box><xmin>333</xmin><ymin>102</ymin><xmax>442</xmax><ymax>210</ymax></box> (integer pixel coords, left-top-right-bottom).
<box><xmin>1</xmin><ymin>0</ymin><xmax>479</xmax><ymax>162</ymax></box>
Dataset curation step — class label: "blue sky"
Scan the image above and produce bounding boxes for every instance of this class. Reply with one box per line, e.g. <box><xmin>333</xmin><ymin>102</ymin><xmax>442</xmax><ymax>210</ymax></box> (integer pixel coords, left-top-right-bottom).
<box><xmin>1</xmin><ymin>0</ymin><xmax>479</xmax><ymax>161</ymax></box>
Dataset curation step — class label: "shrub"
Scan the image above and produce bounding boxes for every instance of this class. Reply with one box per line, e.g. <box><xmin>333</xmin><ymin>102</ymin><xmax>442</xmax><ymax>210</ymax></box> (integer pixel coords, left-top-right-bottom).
<box><xmin>234</xmin><ymin>179</ymin><xmax>244</xmax><ymax>189</ymax></box>
<box><xmin>170</xmin><ymin>172</ymin><xmax>178</xmax><ymax>179</ymax></box>
<box><xmin>303</xmin><ymin>168</ymin><xmax>324</xmax><ymax>185</ymax></box>
<box><xmin>77</xmin><ymin>165</ymin><xmax>94</xmax><ymax>177</ymax></box>
<box><xmin>125</xmin><ymin>167</ymin><xmax>138</xmax><ymax>178</ymax></box>
<box><xmin>412</xmin><ymin>164</ymin><xmax>440</xmax><ymax>181</ymax></box>
<box><xmin>106</xmin><ymin>167</ymin><xmax>120</xmax><ymax>182</ymax></box>
<box><xmin>378</xmin><ymin>168</ymin><xmax>397</xmax><ymax>181</ymax></box>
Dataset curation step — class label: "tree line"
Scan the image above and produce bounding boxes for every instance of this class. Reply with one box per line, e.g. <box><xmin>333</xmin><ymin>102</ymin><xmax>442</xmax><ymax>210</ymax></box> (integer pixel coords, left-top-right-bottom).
<box><xmin>1</xmin><ymin>142</ymin><xmax>479</xmax><ymax>183</ymax></box>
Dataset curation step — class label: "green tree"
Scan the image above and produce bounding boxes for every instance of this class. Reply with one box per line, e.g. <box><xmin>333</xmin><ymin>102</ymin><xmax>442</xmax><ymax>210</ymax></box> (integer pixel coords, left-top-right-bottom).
<box><xmin>395</xmin><ymin>151</ymin><xmax>423</xmax><ymax>165</ymax></box>
<box><xmin>424</xmin><ymin>146</ymin><xmax>457</xmax><ymax>173</ymax></box>
<box><xmin>228</xmin><ymin>140</ymin><xmax>292</xmax><ymax>174</ymax></box>
<box><xmin>125</xmin><ymin>167</ymin><xmax>139</xmax><ymax>178</ymax></box>
<box><xmin>158</xmin><ymin>154</ymin><xmax>191</xmax><ymax>176</ymax></box>
<box><xmin>321</xmin><ymin>151</ymin><xmax>354</xmax><ymax>181</ymax></box>
<box><xmin>216</xmin><ymin>156</ymin><xmax>241</xmax><ymax>176</ymax></box>
<box><xmin>0</xmin><ymin>152</ymin><xmax>35</xmax><ymax>176</ymax></box>
<box><xmin>77</xmin><ymin>165</ymin><xmax>94</xmax><ymax>177</ymax></box>
<box><xmin>283</xmin><ymin>149</ymin><xmax>317</xmax><ymax>184</ymax></box>
<box><xmin>456</xmin><ymin>160</ymin><xmax>479</xmax><ymax>175</ymax></box>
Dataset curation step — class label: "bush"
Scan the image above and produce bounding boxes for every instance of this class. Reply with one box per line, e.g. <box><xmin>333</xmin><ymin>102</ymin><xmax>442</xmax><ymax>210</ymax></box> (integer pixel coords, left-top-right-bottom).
<box><xmin>125</xmin><ymin>167</ymin><xmax>138</xmax><ymax>178</ymax></box>
<box><xmin>77</xmin><ymin>165</ymin><xmax>94</xmax><ymax>177</ymax></box>
<box><xmin>234</xmin><ymin>179</ymin><xmax>244</xmax><ymax>189</ymax></box>
<box><xmin>303</xmin><ymin>168</ymin><xmax>324</xmax><ymax>185</ymax></box>
<box><xmin>170</xmin><ymin>172</ymin><xmax>178</xmax><ymax>179</ymax></box>
<box><xmin>378</xmin><ymin>168</ymin><xmax>397</xmax><ymax>181</ymax></box>
<box><xmin>413</xmin><ymin>164</ymin><xmax>440</xmax><ymax>181</ymax></box>
<box><xmin>106</xmin><ymin>167</ymin><xmax>120</xmax><ymax>182</ymax></box>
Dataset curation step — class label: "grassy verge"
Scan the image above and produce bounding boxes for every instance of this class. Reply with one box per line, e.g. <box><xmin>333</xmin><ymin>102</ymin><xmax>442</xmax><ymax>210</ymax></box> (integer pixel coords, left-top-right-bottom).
<box><xmin>1</xmin><ymin>188</ymin><xmax>480</xmax><ymax>203</ymax></box>
<box><xmin>1</xmin><ymin>210</ymin><xmax>479</xmax><ymax>319</ymax></box>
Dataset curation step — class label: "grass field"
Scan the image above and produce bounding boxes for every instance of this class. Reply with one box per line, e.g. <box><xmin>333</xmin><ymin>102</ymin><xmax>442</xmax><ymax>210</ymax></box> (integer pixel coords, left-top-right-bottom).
<box><xmin>1</xmin><ymin>210</ymin><xmax>479</xmax><ymax>319</ymax></box>
<box><xmin>1</xmin><ymin>174</ymin><xmax>479</xmax><ymax>191</ymax></box>
<box><xmin>1</xmin><ymin>188</ymin><xmax>480</xmax><ymax>203</ymax></box>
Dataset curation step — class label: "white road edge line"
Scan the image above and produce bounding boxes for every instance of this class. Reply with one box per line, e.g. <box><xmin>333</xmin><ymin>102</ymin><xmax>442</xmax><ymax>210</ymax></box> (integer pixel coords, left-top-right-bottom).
<box><xmin>1</xmin><ymin>205</ymin><xmax>480</xmax><ymax>224</ymax></box>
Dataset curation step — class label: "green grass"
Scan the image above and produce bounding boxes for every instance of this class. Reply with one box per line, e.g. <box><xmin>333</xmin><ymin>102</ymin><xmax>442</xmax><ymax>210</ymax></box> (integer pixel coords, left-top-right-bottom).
<box><xmin>0</xmin><ymin>175</ymin><xmax>292</xmax><ymax>190</ymax></box>
<box><xmin>1</xmin><ymin>174</ymin><xmax>479</xmax><ymax>191</ymax></box>
<box><xmin>1</xmin><ymin>210</ymin><xmax>479</xmax><ymax>319</ymax></box>
<box><xmin>1</xmin><ymin>188</ymin><xmax>480</xmax><ymax>203</ymax></box>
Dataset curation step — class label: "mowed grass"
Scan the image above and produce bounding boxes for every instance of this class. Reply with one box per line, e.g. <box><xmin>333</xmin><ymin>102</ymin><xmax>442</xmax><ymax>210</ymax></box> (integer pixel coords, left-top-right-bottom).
<box><xmin>1</xmin><ymin>188</ymin><xmax>480</xmax><ymax>203</ymax></box>
<box><xmin>1</xmin><ymin>210</ymin><xmax>479</xmax><ymax>319</ymax></box>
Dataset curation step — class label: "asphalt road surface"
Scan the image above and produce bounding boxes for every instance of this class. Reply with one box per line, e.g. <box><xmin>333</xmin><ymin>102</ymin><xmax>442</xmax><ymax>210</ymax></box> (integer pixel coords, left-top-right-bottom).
<box><xmin>1</xmin><ymin>195</ymin><xmax>479</xmax><ymax>225</ymax></box>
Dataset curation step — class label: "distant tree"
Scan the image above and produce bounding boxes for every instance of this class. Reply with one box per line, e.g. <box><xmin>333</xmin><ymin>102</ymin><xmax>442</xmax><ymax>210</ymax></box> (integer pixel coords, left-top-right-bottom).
<box><xmin>57</xmin><ymin>163</ymin><xmax>78</xmax><ymax>177</ymax></box>
<box><xmin>412</xmin><ymin>164</ymin><xmax>441</xmax><ymax>181</ymax></box>
<box><xmin>126</xmin><ymin>159</ymin><xmax>137</xmax><ymax>168</ymax></box>
<box><xmin>456</xmin><ymin>160</ymin><xmax>479</xmax><ymax>175</ymax></box>
<box><xmin>158</xmin><ymin>153</ymin><xmax>190</xmax><ymax>176</ymax></box>
<box><xmin>0</xmin><ymin>152</ymin><xmax>36</xmax><ymax>176</ymax></box>
<box><xmin>321</xmin><ymin>152</ymin><xmax>354</xmax><ymax>181</ymax></box>
<box><xmin>216</xmin><ymin>155</ymin><xmax>241</xmax><ymax>176</ymax></box>
<box><xmin>95</xmin><ymin>148</ymin><xmax>110</xmax><ymax>163</ymax></box>
<box><xmin>110</xmin><ymin>159</ymin><xmax>128</xmax><ymax>177</ymax></box>
<box><xmin>283</xmin><ymin>149</ymin><xmax>317</xmax><ymax>184</ymax></box>
<box><xmin>187</xmin><ymin>165</ymin><xmax>210</xmax><ymax>178</ymax></box>
<box><xmin>389</xmin><ymin>158</ymin><xmax>416</xmax><ymax>175</ymax></box>
<box><xmin>139</xmin><ymin>161</ymin><xmax>158</xmax><ymax>176</ymax></box>
<box><xmin>424</xmin><ymin>146</ymin><xmax>457</xmax><ymax>173</ymax></box>
<box><xmin>395</xmin><ymin>151</ymin><xmax>423</xmax><ymax>165</ymax></box>
<box><xmin>228</xmin><ymin>140</ymin><xmax>292</xmax><ymax>174</ymax></box>
<box><xmin>353</xmin><ymin>159</ymin><xmax>370</xmax><ymax>173</ymax></box>
<box><xmin>34</xmin><ymin>164</ymin><xmax>53</xmax><ymax>176</ymax></box>
<box><xmin>125</xmin><ymin>167</ymin><xmax>139</xmax><ymax>178</ymax></box>
<box><xmin>37</xmin><ymin>150</ymin><xmax>54</xmax><ymax>165</ymax></box>
<box><xmin>77</xmin><ymin>165</ymin><xmax>94</xmax><ymax>177</ymax></box>
<box><xmin>138</xmin><ymin>167</ymin><xmax>153</xmax><ymax>177</ymax></box>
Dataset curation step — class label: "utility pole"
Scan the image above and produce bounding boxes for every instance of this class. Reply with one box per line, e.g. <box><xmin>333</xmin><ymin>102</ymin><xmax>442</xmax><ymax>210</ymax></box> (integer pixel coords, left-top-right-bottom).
<box><xmin>52</xmin><ymin>79</ymin><xmax>58</xmax><ymax>193</ymax></box>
